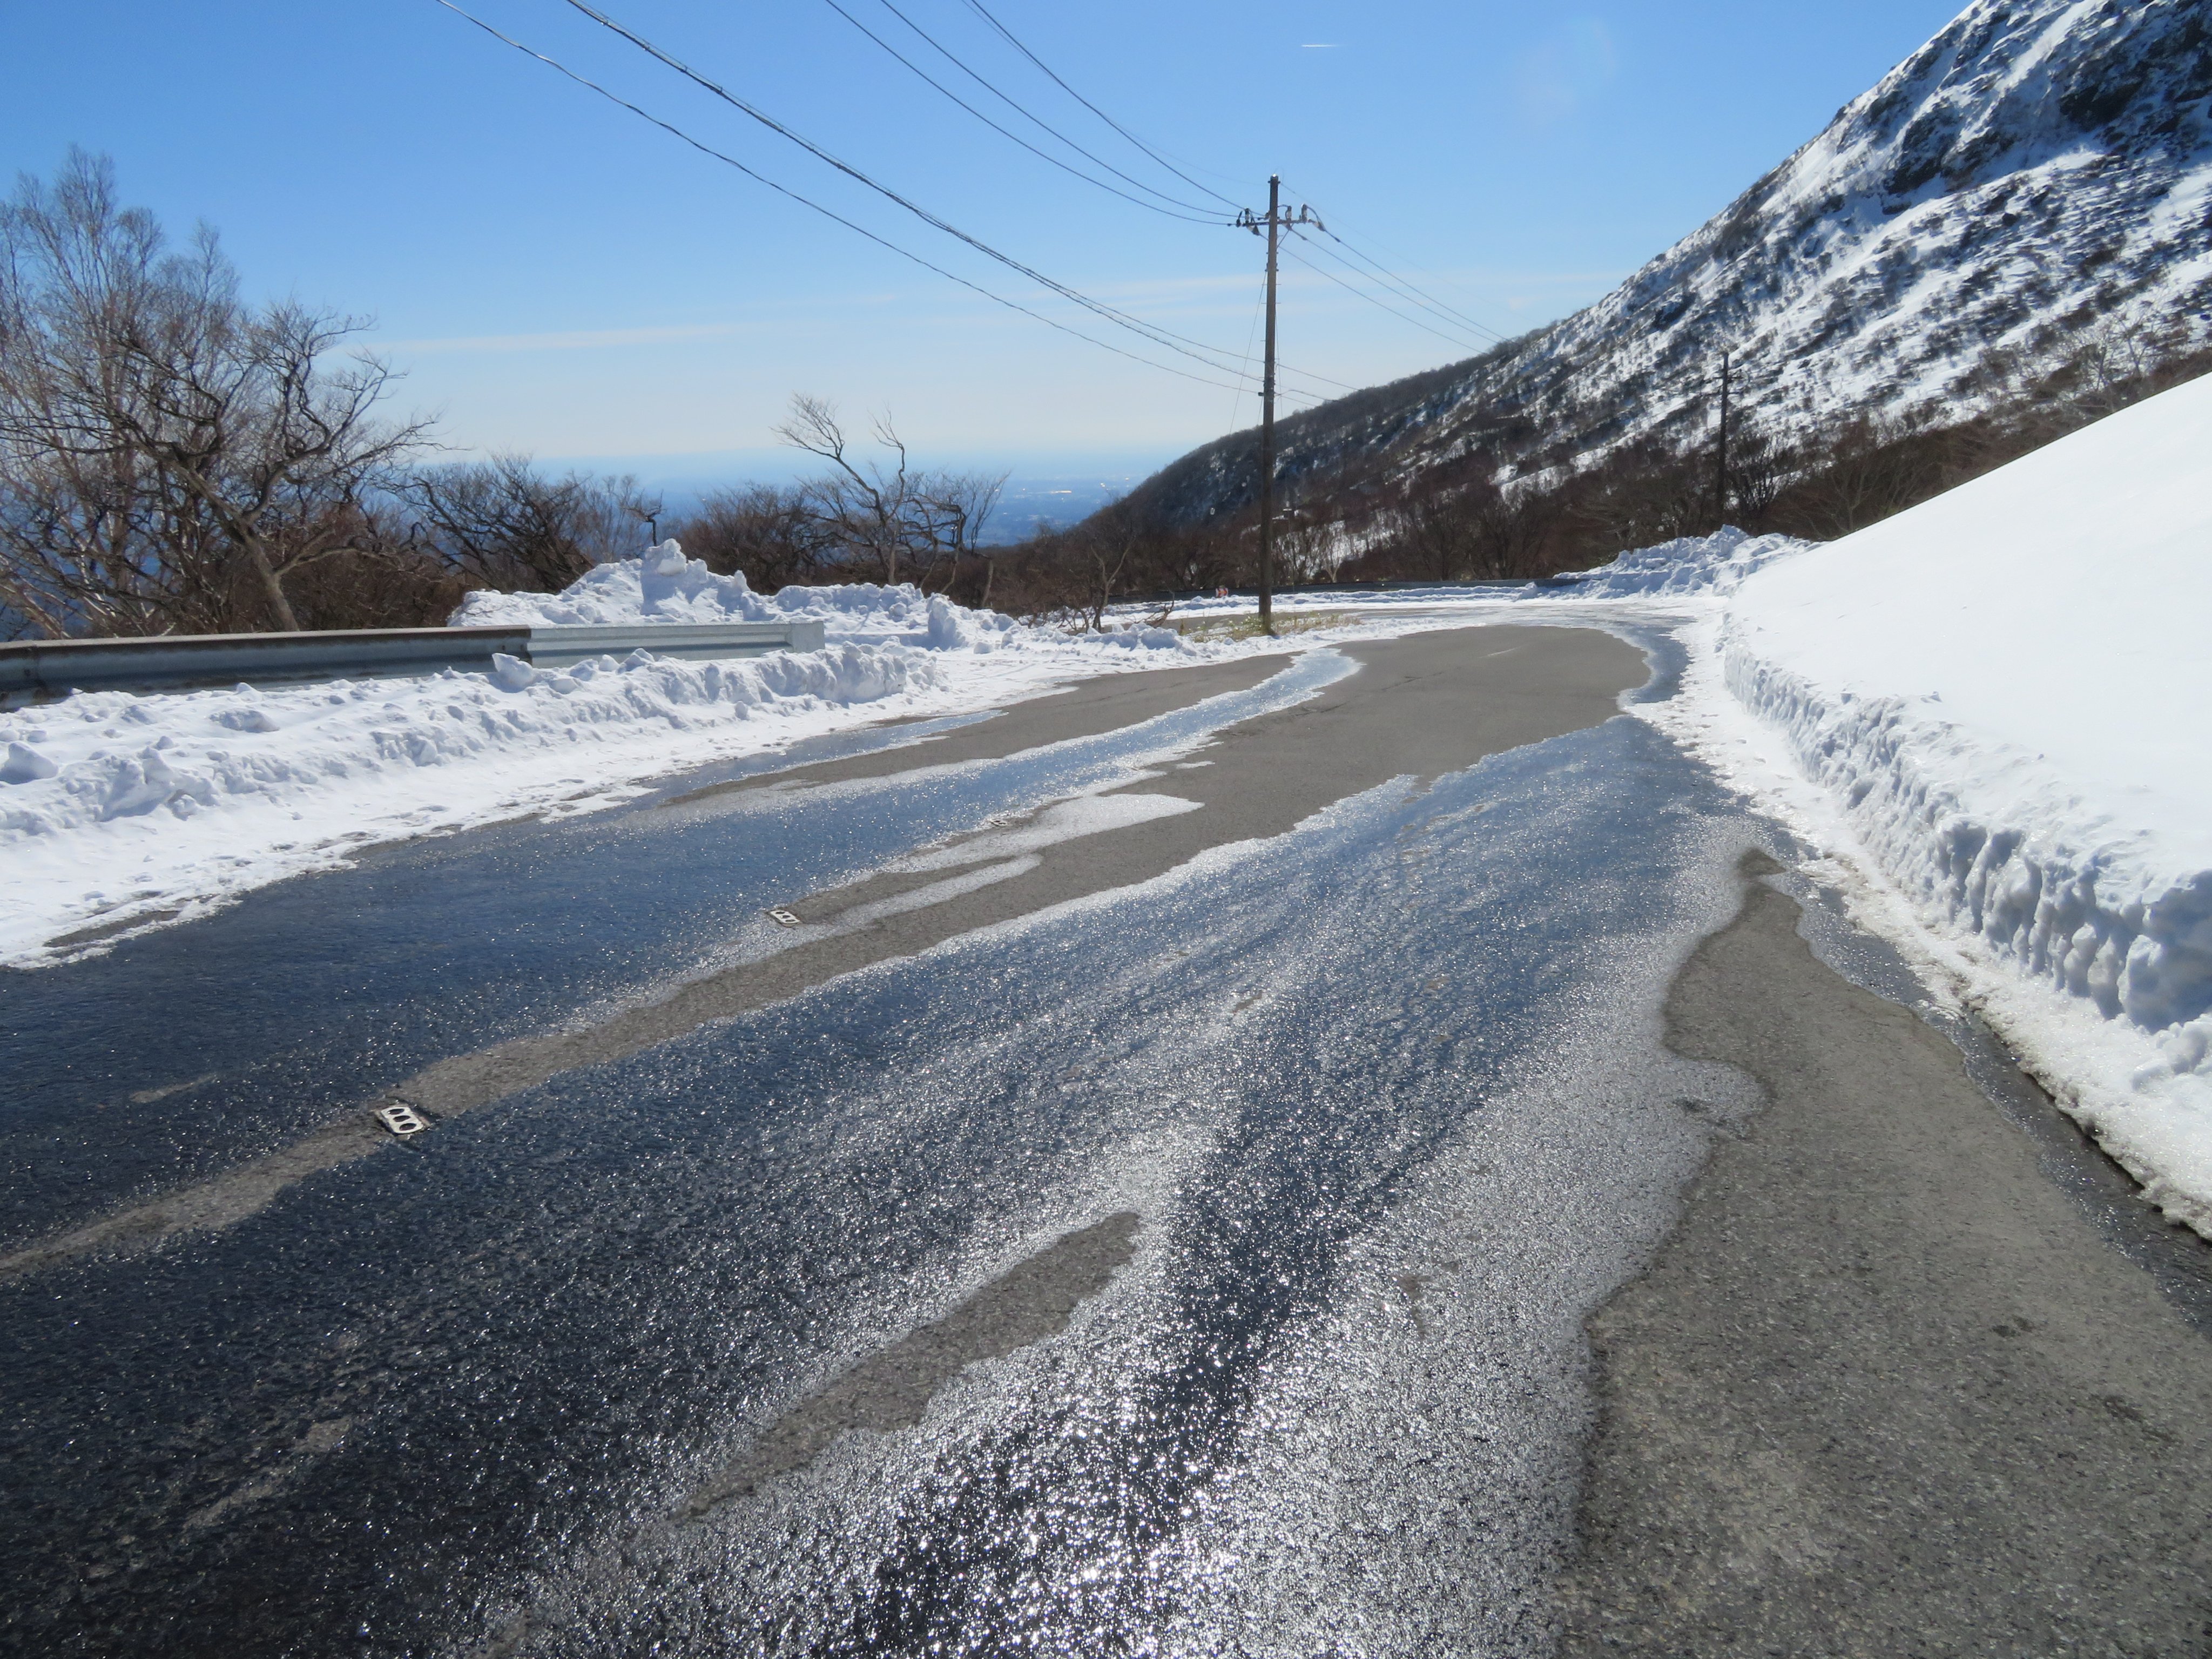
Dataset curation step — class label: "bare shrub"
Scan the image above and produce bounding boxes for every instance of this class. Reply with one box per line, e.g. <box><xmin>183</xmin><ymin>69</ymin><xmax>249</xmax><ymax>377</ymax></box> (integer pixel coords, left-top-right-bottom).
<box><xmin>675</xmin><ymin>482</ymin><xmax>827</xmax><ymax>591</ymax></box>
<box><xmin>410</xmin><ymin>455</ymin><xmax>656</xmax><ymax>594</ymax></box>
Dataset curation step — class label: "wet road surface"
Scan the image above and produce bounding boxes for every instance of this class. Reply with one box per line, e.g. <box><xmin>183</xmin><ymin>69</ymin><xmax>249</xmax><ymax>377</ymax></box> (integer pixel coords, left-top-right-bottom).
<box><xmin>3</xmin><ymin>622</ymin><xmax>2207</xmax><ymax>1657</ymax></box>
<box><xmin>1561</xmin><ymin>855</ymin><xmax>2212</xmax><ymax>1654</ymax></box>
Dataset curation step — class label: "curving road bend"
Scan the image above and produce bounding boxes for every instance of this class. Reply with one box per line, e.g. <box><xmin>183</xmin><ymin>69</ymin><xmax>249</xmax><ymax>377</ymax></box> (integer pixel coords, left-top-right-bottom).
<box><xmin>2</xmin><ymin>622</ymin><xmax>2207</xmax><ymax>1657</ymax></box>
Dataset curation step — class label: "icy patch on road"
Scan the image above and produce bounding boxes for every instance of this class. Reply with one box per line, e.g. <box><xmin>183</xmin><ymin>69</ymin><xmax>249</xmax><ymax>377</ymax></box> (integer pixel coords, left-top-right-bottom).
<box><xmin>433</xmin><ymin>711</ymin><xmax>1765</xmax><ymax>1658</ymax></box>
<box><xmin>891</xmin><ymin>791</ymin><xmax>1201</xmax><ymax>873</ymax></box>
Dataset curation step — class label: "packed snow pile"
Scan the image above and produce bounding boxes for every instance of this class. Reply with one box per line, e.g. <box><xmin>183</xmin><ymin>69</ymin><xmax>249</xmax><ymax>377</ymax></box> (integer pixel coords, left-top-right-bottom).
<box><xmin>450</xmin><ymin>539</ymin><xmax>970</xmax><ymax>642</ymax></box>
<box><xmin>1716</xmin><ymin>370</ymin><xmax>2212</xmax><ymax>1228</ymax></box>
<box><xmin>452</xmin><ymin>540</ymin><xmax>1184</xmax><ymax>653</ymax></box>
<box><xmin>450</xmin><ymin>541</ymin><xmax>785</xmax><ymax>628</ymax></box>
<box><xmin>1544</xmin><ymin>528</ymin><xmax>1817</xmax><ymax>601</ymax></box>
<box><xmin>2</xmin><ymin>644</ymin><xmax>940</xmax><ymax>849</ymax></box>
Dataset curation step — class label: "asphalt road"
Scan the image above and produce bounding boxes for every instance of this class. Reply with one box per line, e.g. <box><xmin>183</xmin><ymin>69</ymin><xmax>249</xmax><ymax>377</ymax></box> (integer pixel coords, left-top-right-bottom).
<box><xmin>1561</xmin><ymin>854</ymin><xmax>2212</xmax><ymax>1654</ymax></box>
<box><xmin>2</xmin><ymin>623</ymin><xmax>2206</xmax><ymax>1658</ymax></box>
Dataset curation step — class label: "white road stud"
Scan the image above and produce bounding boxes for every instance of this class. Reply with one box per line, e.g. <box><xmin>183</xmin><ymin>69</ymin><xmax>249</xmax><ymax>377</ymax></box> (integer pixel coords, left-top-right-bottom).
<box><xmin>375</xmin><ymin>1104</ymin><xmax>428</xmax><ymax>1137</ymax></box>
<box><xmin>766</xmin><ymin>907</ymin><xmax>803</xmax><ymax>928</ymax></box>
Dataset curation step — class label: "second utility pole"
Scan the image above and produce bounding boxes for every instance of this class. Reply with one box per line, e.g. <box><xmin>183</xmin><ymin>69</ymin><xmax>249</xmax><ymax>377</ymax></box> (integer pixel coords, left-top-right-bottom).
<box><xmin>1239</xmin><ymin>177</ymin><xmax>1319</xmax><ymax>636</ymax></box>
<box><xmin>1714</xmin><ymin>347</ymin><xmax>1732</xmax><ymax>528</ymax></box>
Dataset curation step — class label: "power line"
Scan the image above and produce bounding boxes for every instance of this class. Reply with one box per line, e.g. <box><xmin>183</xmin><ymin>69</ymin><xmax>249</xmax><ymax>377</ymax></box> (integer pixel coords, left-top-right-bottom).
<box><xmin>1284</xmin><ymin>234</ymin><xmax>1492</xmax><ymax>355</ymax></box>
<box><xmin>555</xmin><ymin>0</ymin><xmax>1330</xmax><ymax>392</ymax></box>
<box><xmin>434</xmin><ymin>0</ymin><xmax>1261</xmax><ymax>396</ymax></box>
<box><xmin>849</xmin><ymin>16</ymin><xmax>1388</xmax><ymax>401</ymax></box>
<box><xmin>864</xmin><ymin>4</ymin><xmax>1499</xmax><ymax>377</ymax></box>
<box><xmin>942</xmin><ymin>0</ymin><xmax>1278</xmax><ymax>228</ymax></box>
<box><xmin>1308</xmin><ymin>225</ymin><xmax>1505</xmax><ymax>344</ymax></box>
<box><xmin>958</xmin><ymin>0</ymin><xmax>1241</xmax><ymax>211</ymax></box>
<box><xmin>865</xmin><ymin>0</ymin><xmax>1224</xmax><ymax>218</ymax></box>
<box><xmin>556</xmin><ymin>0</ymin><xmax>1356</xmax><ymax>399</ymax></box>
<box><xmin>815</xmin><ymin>0</ymin><xmax>1223</xmax><ymax>223</ymax></box>
<box><xmin>1278</xmin><ymin>185</ymin><xmax>1507</xmax><ymax>342</ymax></box>
<box><xmin>442</xmin><ymin>1</ymin><xmax>1361</xmax><ymax>409</ymax></box>
<box><xmin>1227</xmin><ymin>271</ymin><xmax>1266</xmax><ymax>431</ymax></box>
<box><xmin>1283</xmin><ymin>188</ymin><xmax>1504</xmax><ymax>334</ymax></box>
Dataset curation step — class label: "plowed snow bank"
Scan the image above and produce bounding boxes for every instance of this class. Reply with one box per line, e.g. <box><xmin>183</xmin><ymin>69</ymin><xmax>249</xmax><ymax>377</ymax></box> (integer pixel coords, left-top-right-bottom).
<box><xmin>1713</xmin><ymin>372</ymin><xmax>2212</xmax><ymax>1229</ymax></box>
<box><xmin>0</xmin><ymin>557</ymin><xmax>1190</xmax><ymax>965</ymax></box>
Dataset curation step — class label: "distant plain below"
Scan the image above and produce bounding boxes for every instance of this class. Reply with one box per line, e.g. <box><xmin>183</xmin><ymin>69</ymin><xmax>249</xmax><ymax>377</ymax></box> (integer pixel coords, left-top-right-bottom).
<box><xmin>544</xmin><ymin>448</ymin><xmax>1179</xmax><ymax>541</ymax></box>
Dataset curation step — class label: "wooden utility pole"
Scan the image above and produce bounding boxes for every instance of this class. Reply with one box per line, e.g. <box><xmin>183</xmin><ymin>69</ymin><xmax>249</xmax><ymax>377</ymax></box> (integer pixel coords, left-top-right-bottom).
<box><xmin>1259</xmin><ymin>175</ymin><xmax>1280</xmax><ymax>632</ymax></box>
<box><xmin>1238</xmin><ymin>178</ymin><xmax>1319</xmax><ymax>635</ymax></box>
<box><xmin>1714</xmin><ymin>348</ymin><xmax>1732</xmax><ymax>528</ymax></box>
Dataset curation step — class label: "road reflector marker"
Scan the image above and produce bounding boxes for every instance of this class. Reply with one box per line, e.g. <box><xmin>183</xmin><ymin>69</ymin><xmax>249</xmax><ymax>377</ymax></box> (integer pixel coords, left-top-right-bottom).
<box><xmin>766</xmin><ymin>907</ymin><xmax>803</xmax><ymax>928</ymax></box>
<box><xmin>375</xmin><ymin>1104</ymin><xmax>428</xmax><ymax>1137</ymax></box>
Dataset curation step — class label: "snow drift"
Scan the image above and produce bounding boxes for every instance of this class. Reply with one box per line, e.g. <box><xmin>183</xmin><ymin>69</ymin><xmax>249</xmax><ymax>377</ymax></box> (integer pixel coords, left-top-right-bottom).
<box><xmin>1718</xmin><ymin>370</ymin><xmax>2212</xmax><ymax>1227</ymax></box>
<box><xmin>1545</xmin><ymin>529</ymin><xmax>1817</xmax><ymax>602</ymax></box>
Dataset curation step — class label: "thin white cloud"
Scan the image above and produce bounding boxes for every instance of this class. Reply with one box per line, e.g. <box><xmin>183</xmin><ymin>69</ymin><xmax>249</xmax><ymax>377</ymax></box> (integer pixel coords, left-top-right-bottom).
<box><xmin>379</xmin><ymin>322</ymin><xmax>756</xmax><ymax>355</ymax></box>
<box><xmin>1515</xmin><ymin>19</ymin><xmax>1618</xmax><ymax>126</ymax></box>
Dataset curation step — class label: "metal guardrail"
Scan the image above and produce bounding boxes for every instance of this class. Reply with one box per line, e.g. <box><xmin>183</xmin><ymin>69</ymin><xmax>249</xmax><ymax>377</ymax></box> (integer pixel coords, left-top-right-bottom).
<box><xmin>525</xmin><ymin>621</ymin><xmax>825</xmax><ymax>670</ymax></box>
<box><xmin>0</xmin><ymin>619</ymin><xmax>827</xmax><ymax>707</ymax></box>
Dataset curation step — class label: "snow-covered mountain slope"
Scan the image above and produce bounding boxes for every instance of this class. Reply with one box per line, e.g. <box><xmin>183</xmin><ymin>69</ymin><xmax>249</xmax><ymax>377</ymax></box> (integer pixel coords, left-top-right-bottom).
<box><xmin>1137</xmin><ymin>0</ymin><xmax>2212</xmax><ymax>526</ymax></box>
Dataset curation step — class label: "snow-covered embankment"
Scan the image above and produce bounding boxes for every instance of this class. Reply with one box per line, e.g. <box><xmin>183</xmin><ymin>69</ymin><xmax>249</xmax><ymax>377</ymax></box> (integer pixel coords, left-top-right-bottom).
<box><xmin>1698</xmin><ymin>374</ymin><xmax>2212</xmax><ymax>1231</ymax></box>
<box><xmin>0</xmin><ymin>553</ymin><xmax>1186</xmax><ymax>966</ymax></box>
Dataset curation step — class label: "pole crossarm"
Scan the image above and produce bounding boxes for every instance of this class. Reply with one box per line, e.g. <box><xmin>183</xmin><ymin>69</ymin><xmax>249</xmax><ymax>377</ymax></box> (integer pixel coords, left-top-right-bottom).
<box><xmin>1235</xmin><ymin>205</ymin><xmax>1324</xmax><ymax>235</ymax></box>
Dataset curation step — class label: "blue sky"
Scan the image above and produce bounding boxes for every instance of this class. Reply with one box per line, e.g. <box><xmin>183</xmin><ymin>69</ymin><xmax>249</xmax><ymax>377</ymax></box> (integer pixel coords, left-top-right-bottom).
<box><xmin>3</xmin><ymin>0</ymin><xmax>1966</xmax><ymax>494</ymax></box>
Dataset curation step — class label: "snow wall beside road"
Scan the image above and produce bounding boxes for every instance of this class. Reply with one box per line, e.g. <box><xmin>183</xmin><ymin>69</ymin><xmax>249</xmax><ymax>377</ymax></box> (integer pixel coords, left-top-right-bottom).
<box><xmin>1719</xmin><ymin>371</ymin><xmax>2212</xmax><ymax>1227</ymax></box>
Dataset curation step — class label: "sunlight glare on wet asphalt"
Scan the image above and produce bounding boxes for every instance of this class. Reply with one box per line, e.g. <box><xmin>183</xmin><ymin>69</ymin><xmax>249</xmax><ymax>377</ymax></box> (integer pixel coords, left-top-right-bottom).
<box><xmin>1</xmin><ymin>627</ymin><xmax>1779</xmax><ymax>1657</ymax></box>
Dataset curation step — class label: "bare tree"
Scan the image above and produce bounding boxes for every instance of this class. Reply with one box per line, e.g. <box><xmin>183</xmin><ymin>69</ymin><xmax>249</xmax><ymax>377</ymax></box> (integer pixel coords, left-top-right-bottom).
<box><xmin>1566</xmin><ymin>439</ymin><xmax>1715</xmax><ymax>551</ymax></box>
<box><xmin>775</xmin><ymin>395</ymin><xmax>915</xmax><ymax>585</ymax></box>
<box><xmin>1722</xmin><ymin>426</ymin><xmax>1794</xmax><ymax>532</ymax></box>
<box><xmin>1272</xmin><ymin>505</ymin><xmax>1346</xmax><ymax>584</ymax></box>
<box><xmin>772</xmin><ymin>394</ymin><xmax>1005</xmax><ymax>591</ymax></box>
<box><xmin>626</xmin><ymin>487</ymin><xmax>666</xmax><ymax>548</ymax></box>
<box><xmin>1392</xmin><ymin>489</ymin><xmax>1483</xmax><ymax>582</ymax></box>
<box><xmin>1467</xmin><ymin>482</ymin><xmax>1560</xmax><ymax>577</ymax></box>
<box><xmin>0</xmin><ymin>152</ymin><xmax>430</xmax><ymax>636</ymax></box>
<box><xmin>1386</xmin><ymin>480</ymin><xmax>1543</xmax><ymax>581</ymax></box>
<box><xmin>1778</xmin><ymin>417</ymin><xmax>1948</xmax><ymax>539</ymax></box>
<box><xmin>1071</xmin><ymin>497</ymin><xmax>1147</xmax><ymax>629</ymax></box>
<box><xmin>908</xmin><ymin>468</ymin><xmax>1006</xmax><ymax>594</ymax></box>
